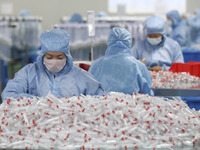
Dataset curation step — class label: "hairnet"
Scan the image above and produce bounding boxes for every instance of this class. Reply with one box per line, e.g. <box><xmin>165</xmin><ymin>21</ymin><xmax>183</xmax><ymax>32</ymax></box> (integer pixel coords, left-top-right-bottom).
<box><xmin>69</xmin><ymin>13</ymin><xmax>83</xmax><ymax>23</ymax></box>
<box><xmin>166</xmin><ymin>10</ymin><xmax>182</xmax><ymax>27</ymax></box>
<box><xmin>38</xmin><ymin>28</ymin><xmax>73</xmax><ymax>73</ymax></box>
<box><xmin>145</xmin><ymin>16</ymin><xmax>165</xmax><ymax>35</ymax></box>
<box><xmin>106</xmin><ymin>27</ymin><xmax>132</xmax><ymax>56</ymax></box>
<box><xmin>40</xmin><ymin>28</ymin><xmax>70</xmax><ymax>55</ymax></box>
<box><xmin>107</xmin><ymin>27</ymin><xmax>132</xmax><ymax>48</ymax></box>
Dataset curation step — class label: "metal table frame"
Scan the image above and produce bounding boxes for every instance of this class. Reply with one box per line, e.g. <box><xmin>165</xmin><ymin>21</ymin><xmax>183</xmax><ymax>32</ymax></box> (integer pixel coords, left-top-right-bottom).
<box><xmin>152</xmin><ymin>88</ymin><xmax>200</xmax><ymax>97</ymax></box>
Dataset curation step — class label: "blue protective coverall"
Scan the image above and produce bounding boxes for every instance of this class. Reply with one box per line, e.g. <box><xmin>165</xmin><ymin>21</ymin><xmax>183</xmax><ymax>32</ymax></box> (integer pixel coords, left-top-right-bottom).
<box><xmin>131</xmin><ymin>16</ymin><xmax>184</xmax><ymax>71</ymax></box>
<box><xmin>166</xmin><ymin>10</ymin><xmax>191</xmax><ymax>47</ymax></box>
<box><xmin>188</xmin><ymin>9</ymin><xmax>200</xmax><ymax>44</ymax></box>
<box><xmin>1</xmin><ymin>29</ymin><xmax>104</xmax><ymax>101</ymax></box>
<box><xmin>89</xmin><ymin>27</ymin><xmax>153</xmax><ymax>95</ymax></box>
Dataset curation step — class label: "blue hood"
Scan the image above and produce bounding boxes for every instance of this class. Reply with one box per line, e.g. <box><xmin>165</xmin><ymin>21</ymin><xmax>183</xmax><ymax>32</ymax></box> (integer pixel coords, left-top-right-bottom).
<box><xmin>105</xmin><ymin>27</ymin><xmax>132</xmax><ymax>56</ymax></box>
<box><xmin>69</xmin><ymin>13</ymin><xmax>83</xmax><ymax>23</ymax></box>
<box><xmin>18</xmin><ymin>9</ymin><xmax>31</xmax><ymax>17</ymax></box>
<box><xmin>194</xmin><ymin>9</ymin><xmax>200</xmax><ymax>16</ymax></box>
<box><xmin>37</xmin><ymin>28</ymin><xmax>73</xmax><ymax>75</ymax></box>
<box><xmin>167</xmin><ymin>10</ymin><xmax>182</xmax><ymax>28</ymax></box>
<box><xmin>145</xmin><ymin>16</ymin><xmax>166</xmax><ymax>35</ymax></box>
<box><xmin>144</xmin><ymin>16</ymin><xmax>166</xmax><ymax>49</ymax></box>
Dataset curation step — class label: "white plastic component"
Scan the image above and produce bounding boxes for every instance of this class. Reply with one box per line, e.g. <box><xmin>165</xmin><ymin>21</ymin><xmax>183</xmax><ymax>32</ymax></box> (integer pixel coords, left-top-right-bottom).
<box><xmin>87</xmin><ymin>11</ymin><xmax>95</xmax><ymax>37</ymax></box>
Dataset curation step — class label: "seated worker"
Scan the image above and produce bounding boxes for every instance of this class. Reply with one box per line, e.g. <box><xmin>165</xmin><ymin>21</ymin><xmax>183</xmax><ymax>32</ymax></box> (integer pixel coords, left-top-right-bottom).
<box><xmin>1</xmin><ymin>28</ymin><xmax>104</xmax><ymax>101</ymax></box>
<box><xmin>89</xmin><ymin>27</ymin><xmax>153</xmax><ymax>95</ymax></box>
<box><xmin>166</xmin><ymin>10</ymin><xmax>191</xmax><ymax>47</ymax></box>
<box><xmin>131</xmin><ymin>16</ymin><xmax>184</xmax><ymax>72</ymax></box>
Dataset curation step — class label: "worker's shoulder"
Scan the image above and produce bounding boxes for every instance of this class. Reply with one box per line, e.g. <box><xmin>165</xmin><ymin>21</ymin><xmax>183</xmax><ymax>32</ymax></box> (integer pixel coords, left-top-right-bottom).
<box><xmin>72</xmin><ymin>65</ymin><xmax>94</xmax><ymax>79</ymax></box>
<box><xmin>72</xmin><ymin>65</ymin><xmax>89</xmax><ymax>74</ymax></box>
<box><xmin>165</xmin><ymin>37</ymin><xmax>180</xmax><ymax>47</ymax></box>
<box><xmin>93</xmin><ymin>57</ymin><xmax>103</xmax><ymax>64</ymax></box>
<box><xmin>18</xmin><ymin>62</ymin><xmax>41</xmax><ymax>73</ymax></box>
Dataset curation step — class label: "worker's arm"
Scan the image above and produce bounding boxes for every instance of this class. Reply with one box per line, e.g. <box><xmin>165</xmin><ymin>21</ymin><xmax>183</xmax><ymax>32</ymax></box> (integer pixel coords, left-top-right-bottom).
<box><xmin>1</xmin><ymin>65</ymin><xmax>34</xmax><ymax>101</ymax></box>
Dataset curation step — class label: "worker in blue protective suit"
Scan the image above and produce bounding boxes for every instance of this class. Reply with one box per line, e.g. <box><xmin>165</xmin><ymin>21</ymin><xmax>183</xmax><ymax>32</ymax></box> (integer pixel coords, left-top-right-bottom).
<box><xmin>131</xmin><ymin>16</ymin><xmax>184</xmax><ymax>72</ymax></box>
<box><xmin>18</xmin><ymin>9</ymin><xmax>31</xmax><ymax>17</ymax></box>
<box><xmin>1</xmin><ymin>28</ymin><xmax>104</xmax><ymax>101</ymax></box>
<box><xmin>89</xmin><ymin>27</ymin><xmax>153</xmax><ymax>95</ymax></box>
<box><xmin>69</xmin><ymin>13</ymin><xmax>83</xmax><ymax>23</ymax></box>
<box><xmin>96</xmin><ymin>11</ymin><xmax>107</xmax><ymax>18</ymax></box>
<box><xmin>187</xmin><ymin>9</ymin><xmax>200</xmax><ymax>44</ymax></box>
<box><xmin>166</xmin><ymin>10</ymin><xmax>191</xmax><ymax>47</ymax></box>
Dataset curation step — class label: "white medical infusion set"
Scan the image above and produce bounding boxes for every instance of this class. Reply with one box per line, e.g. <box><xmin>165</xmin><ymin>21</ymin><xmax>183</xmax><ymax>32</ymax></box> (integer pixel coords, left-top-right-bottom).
<box><xmin>87</xmin><ymin>11</ymin><xmax>95</xmax><ymax>62</ymax></box>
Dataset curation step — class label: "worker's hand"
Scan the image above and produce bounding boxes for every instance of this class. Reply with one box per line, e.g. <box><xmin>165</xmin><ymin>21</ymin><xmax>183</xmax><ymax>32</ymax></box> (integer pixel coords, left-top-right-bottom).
<box><xmin>149</xmin><ymin>66</ymin><xmax>162</xmax><ymax>72</ymax></box>
<box><xmin>139</xmin><ymin>58</ymin><xmax>146</xmax><ymax>64</ymax></box>
<box><xmin>181</xmin><ymin>15</ymin><xmax>188</xmax><ymax>19</ymax></box>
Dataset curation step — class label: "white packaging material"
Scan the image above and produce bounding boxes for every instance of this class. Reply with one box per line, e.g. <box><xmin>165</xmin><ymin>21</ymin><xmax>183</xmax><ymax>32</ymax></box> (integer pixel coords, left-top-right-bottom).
<box><xmin>150</xmin><ymin>71</ymin><xmax>200</xmax><ymax>88</ymax></box>
<box><xmin>87</xmin><ymin>11</ymin><xmax>95</xmax><ymax>37</ymax></box>
<box><xmin>0</xmin><ymin>92</ymin><xmax>200</xmax><ymax>149</ymax></box>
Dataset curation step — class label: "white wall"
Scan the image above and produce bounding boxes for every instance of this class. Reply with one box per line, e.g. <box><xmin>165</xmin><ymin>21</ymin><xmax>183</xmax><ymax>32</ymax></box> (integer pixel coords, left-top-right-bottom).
<box><xmin>0</xmin><ymin>0</ymin><xmax>199</xmax><ymax>30</ymax></box>
<box><xmin>187</xmin><ymin>0</ymin><xmax>200</xmax><ymax>12</ymax></box>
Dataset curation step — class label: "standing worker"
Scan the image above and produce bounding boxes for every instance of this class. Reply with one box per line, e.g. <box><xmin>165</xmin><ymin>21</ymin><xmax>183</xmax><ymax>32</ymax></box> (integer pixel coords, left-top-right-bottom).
<box><xmin>131</xmin><ymin>16</ymin><xmax>184</xmax><ymax>72</ymax></box>
<box><xmin>1</xmin><ymin>28</ymin><xmax>104</xmax><ymax>101</ymax></box>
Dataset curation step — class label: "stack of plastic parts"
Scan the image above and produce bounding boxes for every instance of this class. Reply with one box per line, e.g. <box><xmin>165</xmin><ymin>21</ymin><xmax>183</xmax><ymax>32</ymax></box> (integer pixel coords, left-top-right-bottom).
<box><xmin>56</xmin><ymin>19</ymin><xmax>145</xmax><ymax>61</ymax></box>
<box><xmin>59</xmin><ymin>16</ymin><xmax>145</xmax><ymax>45</ymax></box>
<box><xmin>55</xmin><ymin>23</ymin><xmax>109</xmax><ymax>61</ymax></box>
<box><xmin>0</xmin><ymin>92</ymin><xmax>200</xmax><ymax>149</ymax></box>
<box><xmin>0</xmin><ymin>17</ymin><xmax>12</xmax><ymax>62</ymax></box>
<box><xmin>12</xmin><ymin>16</ymin><xmax>42</xmax><ymax>62</ymax></box>
<box><xmin>169</xmin><ymin>62</ymin><xmax>200</xmax><ymax>77</ymax></box>
<box><xmin>150</xmin><ymin>71</ymin><xmax>200</xmax><ymax>89</ymax></box>
<box><xmin>0</xmin><ymin>16</ymin><xmax>42</xmax><ymax>91</ymax></box>
<box><xmin>0</xmin><ymin>16</ymin><xmax>42</xmax><ymax>62</ymax></box>
<box><xmin>0</xmin><ymin>35</ymin><xmax>12</xmax><ymax>62</ymax></box>
<box><xmin>169</xmin><ymin>62</ymin><xmax>200</xmax><ymax>111</ymax></box>
<box><xmin>18</xmin><ymin>16</ymin><xmax>42</xmax><ymax>50</ymax></box>
<box><xmin>56</xmin><ymin>23</ymin><xmax>110</xmax><ymax>46</ymax></box>
<box><xmin>69</xmin><ymin>39</ymin><xmax>107</xmax><ymax>61</ymax></box>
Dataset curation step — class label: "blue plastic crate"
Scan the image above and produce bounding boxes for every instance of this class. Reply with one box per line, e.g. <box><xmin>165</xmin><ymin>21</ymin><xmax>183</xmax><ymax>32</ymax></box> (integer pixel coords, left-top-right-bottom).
<box><xmin>182</xmin><ymin>47</ymin><xmax>200</xmax><ymax>63</ymax></box>
<box><xmin>181</xmin><ymin>97</ymin><xmax>200</xmax><ymax>111</ymax></box>
<box><xmin>183</xmin><ymin>52</ymin><xmax>200</xmax><ymax>63</ymax></box>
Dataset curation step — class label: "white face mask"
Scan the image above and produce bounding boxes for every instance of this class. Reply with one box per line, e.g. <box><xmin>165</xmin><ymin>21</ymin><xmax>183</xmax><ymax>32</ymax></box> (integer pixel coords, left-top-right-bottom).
<box><xmin>147</xmin><ymin>37</ymin><xmax>162</xmax><ymax>46</ymax></box>
<box><xmin>165</xmin><ymin>25</ymin><xmax>172</xmax><ymax>36</ymax></box>
<box><xmin>43</xmin><ymin>58</ymin><xmax>67</xmax><ymax>73</ymax></box>
<box><xmin>166</xmin><ymin>20</ymin><xmax>173</xmax><ymax>27</ymax></box>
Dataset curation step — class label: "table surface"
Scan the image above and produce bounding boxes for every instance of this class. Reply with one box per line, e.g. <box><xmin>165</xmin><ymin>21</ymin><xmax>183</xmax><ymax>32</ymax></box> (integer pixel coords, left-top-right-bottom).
<box><xmin>152</xmin><ymin>84</ymin><xmax>200</xmax><ymax>97</ymax></box>
<box><xmin>74</xmin><ymin>61</ymin><xmax>200</xmax><ymax>97</ymax></box>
